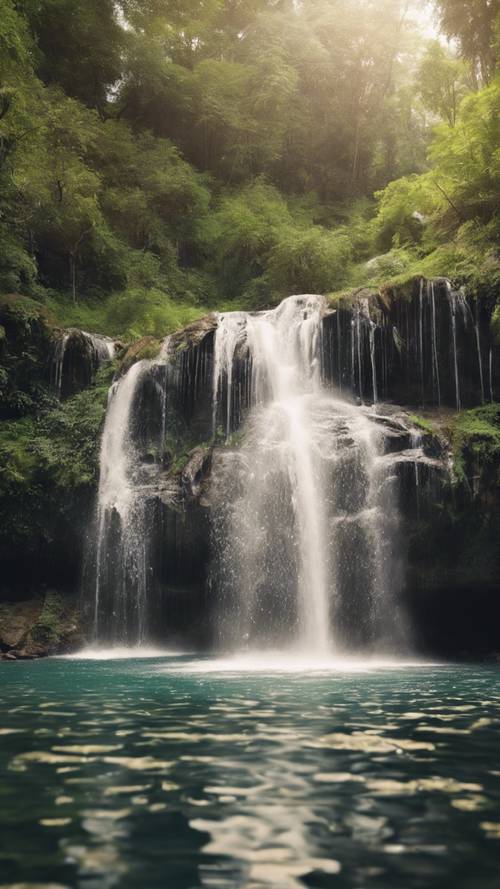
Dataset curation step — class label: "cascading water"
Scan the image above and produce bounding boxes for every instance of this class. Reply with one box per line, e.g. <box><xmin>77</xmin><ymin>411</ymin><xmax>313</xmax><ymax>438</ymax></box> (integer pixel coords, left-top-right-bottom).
<box><xmin>52</xmin><ymin>333</ymin><xmax>69</xmax><ymax>395</ymax></box>
<box><xmin>211</xmin><ymin>295</ymin><xmax>404</xmax><ymax>656</ymax></box>
<box><xmin>91</xmin><ymin>347</ymin><xmax>171</xmax><ymax>644</ymax></box>
<box><xmin>52</xmin><ymin>329</ymin><xmax>115</xmax><ymax>398</ymax></box>
<box><xmin>92</xmin><ymin>360</ymin><xmax>151</xmax><ymax>643</ymax></box>
<box><xmin>85</xmin><ymin>279</ymin><xmax>495</xmax><ymax>652</ymax></box>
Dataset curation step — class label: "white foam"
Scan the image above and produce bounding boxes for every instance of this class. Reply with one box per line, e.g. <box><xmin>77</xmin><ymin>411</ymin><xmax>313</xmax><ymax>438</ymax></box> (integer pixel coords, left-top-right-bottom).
<box><xmin>159</xmin><ymin>651</ymin><xmax>442</xmax><ymax>675</ymax></box>
<box><xmin>60</xmin><ymin>646</ymin><xmax>178</xmax><ymax>661</ymax></box>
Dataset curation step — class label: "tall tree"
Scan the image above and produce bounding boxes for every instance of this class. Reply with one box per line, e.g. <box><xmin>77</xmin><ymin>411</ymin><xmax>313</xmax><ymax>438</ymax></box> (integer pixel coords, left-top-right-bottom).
<box><xmin>21</xmin><ymin>0</ymin><xmax>125</xmax><ymax>110</ymax></box>
<box><xmin>417</xmin><ymin>40</ymin><xmax>470</xmax><ymax>125</ymax></box>
<box><xmin>434</xmin><ymin>0</ymin><xmax>500</xmax><ymax>83</ymax></box>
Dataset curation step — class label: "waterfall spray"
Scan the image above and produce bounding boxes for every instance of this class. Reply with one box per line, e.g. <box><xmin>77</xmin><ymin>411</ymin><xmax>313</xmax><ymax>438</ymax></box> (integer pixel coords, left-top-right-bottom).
<box><xmin>211</xmin><ymin>295</ymin><xmax>403</xmax><ymax>655</ymax></box>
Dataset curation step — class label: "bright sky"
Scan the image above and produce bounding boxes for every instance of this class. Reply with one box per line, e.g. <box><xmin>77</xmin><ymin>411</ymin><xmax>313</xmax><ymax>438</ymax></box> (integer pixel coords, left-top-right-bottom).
<box><xmin>410</xmin><ymin>0</ymin><xmax>441</xmax><ymax>40</ymax></box>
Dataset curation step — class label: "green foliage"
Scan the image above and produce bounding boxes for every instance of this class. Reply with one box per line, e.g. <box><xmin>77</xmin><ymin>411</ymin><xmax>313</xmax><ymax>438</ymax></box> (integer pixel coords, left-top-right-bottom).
<box><xmin>416</xmin><ymin>41</ymin><xmax>470</xmax><ymax>127</ymax></box>
<box><xmin>0</xmin><ymin>368</ymin><xmax>112</xmax><ymax>498</ymax></box>
<box><xmin>28</xmin><ymin>590</ymin><xmax>70</xmax><ymax>647</ymax></box>
<box><xmin>24</xmin><ymin>0</ymin><xmax>125</xmax><ymax>110</ymax></box>
<box><xmin>363</xmin><ymin>248</ymin><xmax>415</xmax><ymax>283</ymax></box>
<box><xmin>0</xmin><ymin>294</ymin><xmax>55</xmax><ymax>419</ymax></box>
<box><xmin>452</xmin><ymin>404</ymin><xmax>500</xmax><ymax>483</ymax></box>
<box><xmin>434</xmin><ymin>0</ymin><xmax>499</xmax><ymax>84</ymax></box>
<box><xmin>0</xmin><ymin>0</ymin><xmax>499</xmax><ymax>322</ymax></box>
<box><xmin>203</xmin><ymin>180</ymin><xmax>355</xmax><ymax>303</ymax></box>
<box><xmin>409</xmin><ymin>414</ymin><xmax>436</xmax><ymax>436</ymax></box>
<box><xmin>373</xmin><ymin>174</ymin><xmax>444</xmax><ymax>252</ymax></box>
<box><xmin>0</xmin><ymin>0</ymin><xmax>445</xmax><ymax>319</ymax></box>
<box><xmin>267</xmin><ymin>226</ymin><xmax>352</xmax><ymax>295</ymax></box>
<box><xmin>45</xmin><ymin>289</ymin><xmax>204</xmax><ymax>339</ymax></box>
<box><xmin>367</xmin><ymin>68</ymin><xmax>500</xmax><ymax>293</ymax></box>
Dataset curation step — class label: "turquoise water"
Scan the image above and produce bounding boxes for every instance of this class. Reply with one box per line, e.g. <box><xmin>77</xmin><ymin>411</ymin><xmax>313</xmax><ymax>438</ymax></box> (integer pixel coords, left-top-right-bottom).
<box><xmin>1</xmin><ymin>655</ymin><xmax>500</xmax><ymax>888</ymax></box>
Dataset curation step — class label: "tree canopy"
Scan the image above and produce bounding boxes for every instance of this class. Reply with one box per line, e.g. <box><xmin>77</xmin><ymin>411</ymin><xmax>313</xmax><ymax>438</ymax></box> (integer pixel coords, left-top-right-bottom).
<box><xmin>0</xmin><ymin>0</ymin><xmax>498</xmax><ymax>330</ymax></box>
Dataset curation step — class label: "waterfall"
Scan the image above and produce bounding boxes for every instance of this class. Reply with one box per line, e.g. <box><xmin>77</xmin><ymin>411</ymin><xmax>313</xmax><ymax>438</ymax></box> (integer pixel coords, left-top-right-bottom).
<box><xmin>83</xmin><ymin>331</ymin><xmax>116</xmax><ymax>363</ymax></box>
<box><xmin>211</xmin><ymin>295</ymin><xmax>403</xmax><ymax>655</ymax></box>
<box><xmin>418</xmin><ymin>279</ymin><xmax>424</xmax><ymax>406</ymax></box>
<box><xmin>212</xmin><ymin>312</ymin><xmax>247</xmax><ymax>438</ymax></box>
<box><xmin>429</xmin><ymin>281</ymin><xmax>441</xmax><ymax>407</ymax></box>
<box><xmin>91</xmin><ymin>344</ymin><xmax>172</xmax><ymax>644</ymax></box>
<box><xmin>52</xmin><ymin>333</ymin><xmax>69</xmax><ymax>395</ymax></box>
<box><xmin>85</xmin><ymin>279</ymin><xmax>495</xmax><ymax>652</ymax></box>
<box><xmin>52</xmin><ymin>329</ymin><xmax>115</xmax><ymax>398</ymax></box>
<box><xmin>447</xmin><ymin>282</ymin><xmax>462</xmax><ymax>411</ymax></box>
<box><xmin>472</xmin><ymin>303</ymin><xmax>485</xmax><ymax>405</ymax></box>
<box><xmin>490</xmin><ymin>347</ymin><xmax>494</xmax><ymax>403</ymax></box>
<box><xmin>93</xmin><ymin>361</ymin><xmax>152</xmax><ymax>643</ymax></box>
<box><xmin>356</xmin><ymin>307</ymin><xmax>363</xmax><ymax>399</ymax></box>
<box><xmin>369</xmin><ymin>320</ymin><xmax>378</xmax><ymax>404</ymax></box>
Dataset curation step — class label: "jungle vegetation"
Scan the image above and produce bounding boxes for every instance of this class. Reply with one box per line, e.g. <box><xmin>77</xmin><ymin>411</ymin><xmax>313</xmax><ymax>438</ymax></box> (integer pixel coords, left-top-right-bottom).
<box><xmin>0</xmin><ymin>0</ymin><xmax>499</xmax><ymax>337</ymax></box>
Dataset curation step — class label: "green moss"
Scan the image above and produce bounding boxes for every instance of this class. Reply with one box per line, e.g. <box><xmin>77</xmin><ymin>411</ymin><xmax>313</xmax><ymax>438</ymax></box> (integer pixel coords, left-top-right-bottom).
<box><xmin>45</xmin><ymin>288</ymin><xmax>204</xmax><ymax>340</ymax></box>
<box><xmin>409</xmin><ymin>414</ymin><xmax>436</xmax><ymax>435</ymax></box>
<box><xmin>451</xmin><ymin>404</ymin><xmax>500</xmax><ymax>483</ymax></box>
<box><xmin>223</xmin><ymin>429</ymin><xmax>246</xmax><ymax>448</ymax></box>
<box><xmin>137</xmin><ymin>340</ymin><xmax>162</xmax><ymax>361</ymax></box>
<box><xmin>0</xmin><ymin>293</ymin><xmax>53</xmax><ymax>326</ymax></box>
<box><xmin>492</xmin><ymin>306</ymin><xmax>500</xmax><ymax>346</ymax></box>
<box><xmin>29</xmin><ymin>591</ymin><xmax>67</xmax><ymax>647</ymax></box>
<box><xmin>0</xmin><ymin>362</ymin><xmax>117</xmax><ymax>554</ymax></box>
<box><xmin>119</xmin><ymin>337</ymin><xmax>163</xmax><ymax>372</ymax></box>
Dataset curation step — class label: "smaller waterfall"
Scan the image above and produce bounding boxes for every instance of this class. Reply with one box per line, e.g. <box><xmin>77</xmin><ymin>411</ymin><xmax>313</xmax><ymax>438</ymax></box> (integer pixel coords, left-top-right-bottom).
<box><xmin>472</xmin><ymin>303</ymin><xmax>485</xmax><ymax>405</ymax></box>
<box><xmin>490</xmin><ymin>347</ymin><xmax>494</xmax><ymax>402</ymax></box>
<box><xmin>369</xmin><ymin>320</ymin><xmax>378</xmax><ymax>404</ymax></box>
<box><xmin>93</xmin><ymin>360</ymin><xmax>152</xmax><ymax>643</ymax></box>
<box><xmin>51</xmin><ymin>329</ymin><xmax>115</xmax><ymax>398</ymax></box>
<box><xmin>212</xmin><ymin>312</ymin><xmax>248</xmax><ymax>438</ymax></box>
<box><xmin>350</xmin><ymin>318</ymin><xmax>356</xmax><ymax>393</ymax></box>
<box><xmin>447</xmin><ymin>282</ymin><xmax>462</xmax><ymax>411</ymax></box>
<box><xmin>83</xmin><ymin>330</ymin><xmax>116</xmax><ymax>364</ymax></box>
<box><xmin>320</xmin><ymin>278</ymin><xmax>495</xmax><ymax>411</ymax></box>
<box><xmin>429</xmin><ymin>281</ymin><xmax>441</xmax><ymax>407</ymax></box>
<box><xmin>52</xmin><ymin>333</ymin><xmax>69</xmax><ymax>395</ymax></box>
<box><xmin>418</xmin><ymin>279</ymin><xmax>424</xmax><ymax>406</ymax></box>
<box><xmin>356</xmin><ymin>307</ymin><xmax>363</xmax><ymax>399</ymax></box>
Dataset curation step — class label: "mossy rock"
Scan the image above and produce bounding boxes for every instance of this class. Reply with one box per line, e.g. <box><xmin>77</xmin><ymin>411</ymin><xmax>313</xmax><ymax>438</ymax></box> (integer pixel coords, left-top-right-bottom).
<box><xmin>0</xmin><ymin>293</ymin><xmax>59</xmax><ymax>420</ymax></box>
<box><xmin>120</xmin><ymin>336</ymin><xmax>162</xmax><ymax>373</ymax></box>
<box><xmin>451</xmin><ymin>404</ymin><xmax>500</xmax><ymax>487</ymax></box>
<box><xmin>0</xmin><ymin>591</ymin><xmax>83</xmax><ymax>657</ymax></box>
<box><xmin>0</xmin><ymin>292</ymin><xmax>54</xmax><ymax>325</ymax></box>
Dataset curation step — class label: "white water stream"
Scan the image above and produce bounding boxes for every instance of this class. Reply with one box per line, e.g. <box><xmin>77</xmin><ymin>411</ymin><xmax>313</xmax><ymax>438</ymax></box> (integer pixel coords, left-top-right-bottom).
<box><xmin>93</xmin><ymin>359</ymin><xmax>152</xmax><ymax>642</ymax></box>
<box><xmin>212</xmin><ymin>295</ymin><xmax>401</xmax><ymax>655</ymax></box>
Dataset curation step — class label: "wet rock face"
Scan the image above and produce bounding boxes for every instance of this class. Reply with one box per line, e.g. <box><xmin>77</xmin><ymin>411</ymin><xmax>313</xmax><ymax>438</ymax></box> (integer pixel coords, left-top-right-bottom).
<box><xmin>83</xmin><ymin>290</ymin><xmax>500</xmax><ymax>655</ymax></box>
<box><xmin>322</xmin><ymin>279</ymin><xmax>497</xmax><ymax>410</ymax></box>
<box><xmin>82</xmin><ymin>347</ymin><xmax>216</xmax><ymax>648</ymax></box>
<box><xmin>181</xmin><ymin>447</ymin><xmax>212</xmax><ymax>499</ymax></box>
<box><xmin>51</xmin><ymin>328</ymin><xmax>116</xmax><ymax>399</ymax></box>
<box><xmin>3</xmin><ymin>283</ymin><xmax>500</xmax><ymax>657</ymax></box>
<box><xmin>120</xmin><ymin>336</ymin><xmax>161</xmax><ymax>374</ymax></box>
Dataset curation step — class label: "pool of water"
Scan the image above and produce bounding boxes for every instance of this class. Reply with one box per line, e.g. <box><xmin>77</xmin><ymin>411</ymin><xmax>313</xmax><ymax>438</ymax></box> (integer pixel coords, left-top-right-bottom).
<box><xmin>1</xmin><ymin>655</ymin><xmax>500</xmax><ymax>888</ymax></box>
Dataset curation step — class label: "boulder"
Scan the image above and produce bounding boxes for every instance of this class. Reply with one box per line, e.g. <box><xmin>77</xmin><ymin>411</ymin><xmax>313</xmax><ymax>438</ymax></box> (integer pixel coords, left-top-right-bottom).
<box><xmin>0</xmin><ymin>599</ymin><xmax>44</xmax><ymax>650</ymax></box>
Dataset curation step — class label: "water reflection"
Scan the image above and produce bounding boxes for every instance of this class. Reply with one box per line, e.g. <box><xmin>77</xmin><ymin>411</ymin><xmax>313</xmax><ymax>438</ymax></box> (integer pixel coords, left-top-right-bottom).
<box><xmin>0</xmin><ymin>657</ymin><xmax>499</xmax><ymax>888</ymax></box>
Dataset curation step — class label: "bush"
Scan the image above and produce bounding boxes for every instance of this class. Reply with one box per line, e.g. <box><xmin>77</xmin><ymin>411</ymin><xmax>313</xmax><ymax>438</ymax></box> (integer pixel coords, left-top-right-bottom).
<box><xmin>267</xmin><ymin>226</ymin><xmax>353</xmax><ymax>295</ymax></box>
